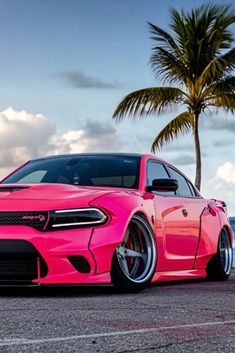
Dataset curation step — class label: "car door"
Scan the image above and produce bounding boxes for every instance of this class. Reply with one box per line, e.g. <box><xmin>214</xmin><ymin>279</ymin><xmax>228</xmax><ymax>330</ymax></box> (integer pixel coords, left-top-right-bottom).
<box><xmin>165</xmin><ymin>166</ymin><xmax>207</xmax><ymax>269</ymax></box>
<box><xmin>147</xmin><ymin>160</ymin><xmax>201</xmax><ymax>271</ymax></box>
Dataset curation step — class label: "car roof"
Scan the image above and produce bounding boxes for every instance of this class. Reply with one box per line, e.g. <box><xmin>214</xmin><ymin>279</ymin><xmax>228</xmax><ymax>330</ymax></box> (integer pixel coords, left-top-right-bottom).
<box><xmin>31</xmin><ymin>153</ymin><xmax>157</xmax><ymax>162</ymax></box>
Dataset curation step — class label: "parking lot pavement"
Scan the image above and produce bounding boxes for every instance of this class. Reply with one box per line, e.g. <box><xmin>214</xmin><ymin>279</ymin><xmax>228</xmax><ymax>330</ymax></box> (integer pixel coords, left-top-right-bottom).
<box><xmin>0</xmin><ymin>271</ymin><xmax>234</xmax><ymax>353</ymax></box>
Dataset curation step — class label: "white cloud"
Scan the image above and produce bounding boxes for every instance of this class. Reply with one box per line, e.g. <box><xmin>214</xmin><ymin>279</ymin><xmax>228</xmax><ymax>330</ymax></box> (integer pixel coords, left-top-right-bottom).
<box><xmin>0</xmin><ymin>107</ymin><xmax>121</xmax><ymax>178</ymax></box>
<box><xmin>216</xmin><ymin>162</ymin><xmax>235</xmax><ymax>184</ymax></box>
<box><xmin>204</xmin><ymin>161</ymin><xmax>235</xmax><ymax>215</ymax></box>
<box><xmin>0</xmin><ymin>107</ymin><xmax>56</xmax><ymax>168</ymax></box>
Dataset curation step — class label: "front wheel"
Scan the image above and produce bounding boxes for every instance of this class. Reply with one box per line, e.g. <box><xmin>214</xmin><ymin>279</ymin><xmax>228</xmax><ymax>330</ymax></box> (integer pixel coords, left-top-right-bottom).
<box><xmin>207</xmin><ymin>228</ymin><xmax>233</xmax><ymax>281</ymax></box>
<box><xmin>111</xmin><ymin>215</ymin><xmax>157</xmax><ymax>292</ymax></box>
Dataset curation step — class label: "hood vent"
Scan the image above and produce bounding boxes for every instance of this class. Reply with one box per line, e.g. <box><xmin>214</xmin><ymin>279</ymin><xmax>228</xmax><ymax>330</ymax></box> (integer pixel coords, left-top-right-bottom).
<box><xmin>0</xmin><ymin>186</ymin><xmax>28</xmax><ymax>193</ymax></box>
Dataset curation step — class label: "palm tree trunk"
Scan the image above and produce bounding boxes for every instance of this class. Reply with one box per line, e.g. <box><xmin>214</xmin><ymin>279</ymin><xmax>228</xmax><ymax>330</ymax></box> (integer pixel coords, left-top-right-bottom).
<box><xmin>193</xmin><ymin>112</ymin><xmax>201</xmax><ymax>191</ymax></box>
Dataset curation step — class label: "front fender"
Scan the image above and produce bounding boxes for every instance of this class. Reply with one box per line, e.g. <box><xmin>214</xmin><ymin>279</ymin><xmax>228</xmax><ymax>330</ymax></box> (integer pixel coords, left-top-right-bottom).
<box><xmin>88</xmin><ymin>192</ymin><xmax>155</xmax><ymax>274</ymax></box>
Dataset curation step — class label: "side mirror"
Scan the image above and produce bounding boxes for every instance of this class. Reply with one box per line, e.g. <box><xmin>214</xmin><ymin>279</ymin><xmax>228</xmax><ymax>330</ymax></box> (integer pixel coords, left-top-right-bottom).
<box><xmin>146</xmin><ymin>178</ymin><xmax>178</xmax><ymax>192</ymax></box>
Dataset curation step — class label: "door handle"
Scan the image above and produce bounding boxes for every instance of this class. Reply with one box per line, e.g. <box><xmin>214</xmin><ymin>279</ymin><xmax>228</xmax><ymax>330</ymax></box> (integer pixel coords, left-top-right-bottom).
<box><xmin>182</xmin><ymin>209</ymin><xmax>188</xmax><ymax>216</ymax></box>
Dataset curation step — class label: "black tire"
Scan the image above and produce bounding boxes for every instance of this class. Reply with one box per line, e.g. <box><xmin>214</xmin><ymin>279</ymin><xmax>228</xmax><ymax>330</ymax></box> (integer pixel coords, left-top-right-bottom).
<box><xmin>111</xmin><ymin>215</ymin><xmax>157</xmax><ymax>292</ymax></box>
<box><xmin>206</xmin><ymin>228</ymin><xmax>233</xmax><ymax>281</ymax></box>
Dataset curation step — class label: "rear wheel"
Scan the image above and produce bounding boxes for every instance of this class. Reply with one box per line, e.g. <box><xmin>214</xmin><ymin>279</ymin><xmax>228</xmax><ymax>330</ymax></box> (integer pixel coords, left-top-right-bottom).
<box><xmin>207</xmin><ymin>228</ymin><xmax>233</xmax><ymax>281</ymax></box>
<box><xmin>111</xmin><ymin>215</ymin><xmax>157</xmax><ymax>292</ymax></box>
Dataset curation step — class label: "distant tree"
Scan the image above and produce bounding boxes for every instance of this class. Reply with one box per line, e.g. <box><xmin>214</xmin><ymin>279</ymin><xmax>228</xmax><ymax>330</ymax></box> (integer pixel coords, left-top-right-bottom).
<box><xmin>113</xmin><ymin>4</ymin><xmax>235</xmax><ymax>190</ymax></box>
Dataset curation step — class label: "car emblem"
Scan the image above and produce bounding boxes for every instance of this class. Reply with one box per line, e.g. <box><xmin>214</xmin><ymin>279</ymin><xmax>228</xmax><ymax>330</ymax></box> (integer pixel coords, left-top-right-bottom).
<box><xmin>21</xmin><ymin>215</ymin><xmax>46</xmax><ymax>222</ymax></box>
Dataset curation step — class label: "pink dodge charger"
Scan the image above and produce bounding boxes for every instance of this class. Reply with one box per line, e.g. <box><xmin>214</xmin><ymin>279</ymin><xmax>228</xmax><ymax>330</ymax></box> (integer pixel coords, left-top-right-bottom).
<box><xmin>0</xmin><ymin>153</ymin><xmax>233</xmax><ymax>291</ymax></box>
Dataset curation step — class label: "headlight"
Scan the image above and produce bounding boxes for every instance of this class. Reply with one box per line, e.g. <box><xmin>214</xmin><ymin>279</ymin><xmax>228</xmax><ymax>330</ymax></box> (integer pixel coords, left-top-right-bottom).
<box><xmin>49</xmin><ymin>208</ymin><xmax>107</xmax><ymax>229</ymax></box>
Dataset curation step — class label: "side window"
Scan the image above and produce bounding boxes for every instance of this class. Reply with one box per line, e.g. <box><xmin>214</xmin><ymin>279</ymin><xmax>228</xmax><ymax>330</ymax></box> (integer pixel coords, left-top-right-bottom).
<box><xmin>187</xmin><ymin>180</ymin><xmax>198</xmax><ymax>197</ymax></box>
<box><xmin>168</xmin><ymin>167</ymin><xmax>193</xmax><ymax>197</ymax></box>
<box><xmin>147</xmin><ymin>161</ymin><xmax>175</xmax><ymax>196</ymax></box>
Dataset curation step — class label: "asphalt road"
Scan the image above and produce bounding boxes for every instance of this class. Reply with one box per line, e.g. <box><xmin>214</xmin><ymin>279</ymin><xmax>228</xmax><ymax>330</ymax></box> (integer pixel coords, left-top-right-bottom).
<box><xmin>0</xmin><ymin>272</ymin><xmax>234</xmax><ymax>353</ymax></box>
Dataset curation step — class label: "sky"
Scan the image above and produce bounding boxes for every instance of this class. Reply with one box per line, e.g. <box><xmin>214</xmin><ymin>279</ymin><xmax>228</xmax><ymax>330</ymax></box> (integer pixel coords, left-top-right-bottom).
<box><xmin>0</xmin><ymin>0</ymin><xmax>235</xmax><ymax>213</ymax></box>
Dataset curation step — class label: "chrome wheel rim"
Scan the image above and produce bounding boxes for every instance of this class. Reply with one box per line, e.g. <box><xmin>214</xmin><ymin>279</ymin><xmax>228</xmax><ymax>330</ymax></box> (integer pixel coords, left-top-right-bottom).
<box><xmin>219</xmin><ymin>229</ymin><xmax>232</xmax><ymax>275</ymax></box>
<box><xmin>116</xmin><ymin>216</ymin><xmax>157</xmax><ymax>283</ymax></box>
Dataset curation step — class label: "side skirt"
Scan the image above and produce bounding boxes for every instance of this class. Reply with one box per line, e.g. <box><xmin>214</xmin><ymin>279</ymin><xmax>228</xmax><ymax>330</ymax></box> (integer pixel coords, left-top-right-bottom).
<box><xmin>152</xmin><ymin>269</ymin><xmax>207</xmax><ymax>283</ymax></box>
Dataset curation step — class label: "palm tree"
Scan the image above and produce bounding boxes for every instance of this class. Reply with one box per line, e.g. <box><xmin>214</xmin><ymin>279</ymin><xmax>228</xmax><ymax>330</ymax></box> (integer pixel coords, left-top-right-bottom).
<box><xmin>113</xmin><ymin>4</ymin><xmax>235</xmax><ymax>190</ymax></box>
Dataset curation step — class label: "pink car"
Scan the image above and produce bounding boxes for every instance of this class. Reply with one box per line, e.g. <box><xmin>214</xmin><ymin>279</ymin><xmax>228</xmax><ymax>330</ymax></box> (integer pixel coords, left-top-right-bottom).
<box><xmin>0</xmin><ymin>153</ymin><xmax>233</xmax><ymax>291</ymax></box>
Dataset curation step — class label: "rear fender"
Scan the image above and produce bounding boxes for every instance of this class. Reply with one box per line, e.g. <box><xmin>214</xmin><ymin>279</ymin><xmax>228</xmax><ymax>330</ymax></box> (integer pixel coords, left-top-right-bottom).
<box><xmin>194</xmin><ymin>202</ymin><xmax>233</xmax><ymax>269</ymax></box>
<box><xmin>210</xmin><ymin>200</ymin><xmax>234</xmax><ymax>246</ymax></box>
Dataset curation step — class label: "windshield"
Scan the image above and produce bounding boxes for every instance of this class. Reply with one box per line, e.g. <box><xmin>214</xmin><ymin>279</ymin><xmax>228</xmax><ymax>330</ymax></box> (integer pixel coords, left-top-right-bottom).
<box><xmin>2</xmin><ymin>155</ymin><xmax>140</xmax><ymax>189</ymax></box>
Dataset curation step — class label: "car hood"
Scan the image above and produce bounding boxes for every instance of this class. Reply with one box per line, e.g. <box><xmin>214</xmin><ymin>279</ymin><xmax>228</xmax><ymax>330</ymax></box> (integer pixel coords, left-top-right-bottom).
<box><xmin>0</xmin><ymin>184</ymin><xmax>114</xmax><ymax>211</ymax></box>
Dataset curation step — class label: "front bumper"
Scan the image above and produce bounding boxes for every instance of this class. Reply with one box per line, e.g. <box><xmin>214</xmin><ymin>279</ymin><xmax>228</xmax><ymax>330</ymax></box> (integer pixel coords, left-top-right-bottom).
<box><xmin>0</xmin><ymin>224</ymin><xmax>119</xmax><ymax>285</ymax></box>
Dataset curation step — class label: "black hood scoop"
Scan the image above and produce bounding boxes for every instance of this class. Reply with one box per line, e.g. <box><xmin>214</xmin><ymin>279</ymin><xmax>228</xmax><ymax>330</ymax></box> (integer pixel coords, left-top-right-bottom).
<box><xmin>0</xmin><ymin>186</ymin><xmax>28</xmax><ymax>193</ymax></box>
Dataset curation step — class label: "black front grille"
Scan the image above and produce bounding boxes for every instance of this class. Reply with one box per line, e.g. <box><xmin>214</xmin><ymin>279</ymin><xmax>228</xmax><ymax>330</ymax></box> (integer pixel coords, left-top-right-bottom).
<box><xmin>0</xmin><ymin>240</ymin><xmax>48</xmax><ymax>283</ymax></box>
<box><xmin>0</xmin><ymin>259</ymin><xmax>39</xmax><ymax>281</ymax></box>
<box><xmin>0</xmin><ymin>211</ymin><xmax>49</xmax><ymax>231</ymax></box>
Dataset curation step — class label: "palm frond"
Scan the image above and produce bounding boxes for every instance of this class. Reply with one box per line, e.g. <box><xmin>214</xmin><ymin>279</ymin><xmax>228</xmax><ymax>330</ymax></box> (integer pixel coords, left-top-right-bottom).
<box><xmin>203</xmin><ymin>76</ymin><xmax>235</xmax><ymax>98</ymax></box>
<box><xmin>168</xmin><ymin>4</ymin><xmax>235</xmax><ymax>80</ymax></box>
<box><xmin>207</xmin><ymin>93</ymin><xmax>235</xmax><ymax>113</ymax></box>
<box><xmin>207</xmin><ymin>4</ymin><xmax>235</xmax><ymax>53</ymax></box>
<box><xmin>169</xmin><ymin>8</ymin><xmax>187</xmax><ymax>50</ymax></box>
<box><xmin>151</xmin><ymin>112</ymin><xmax>193</xmax><ymax>152</ymax></box>
<box><xmin>196</xmin><ymin>48</ymin><xmax>235</xmax><ymax>89</ymax></box>
<box><xmin>112</xmin><ymin>87</ymin><xmax>186</xmax><ymax>120</ymax></box>
<box><xmin>148</xmin><ymin>22</ymin><xmax>182</xmax><ymax>60</ymax></box>
<box><xmin>150</xmin><ymin>47</ymin><xmax>188</xmax><ymax>84</ymax></box>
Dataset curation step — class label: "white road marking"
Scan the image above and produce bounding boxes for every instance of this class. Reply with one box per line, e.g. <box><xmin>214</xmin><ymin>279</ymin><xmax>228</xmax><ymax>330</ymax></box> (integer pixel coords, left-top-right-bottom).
<box><xmin>0</xmin><ymin>320</ymin><xmax>234</xmax><ymax>347</ymax></box>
